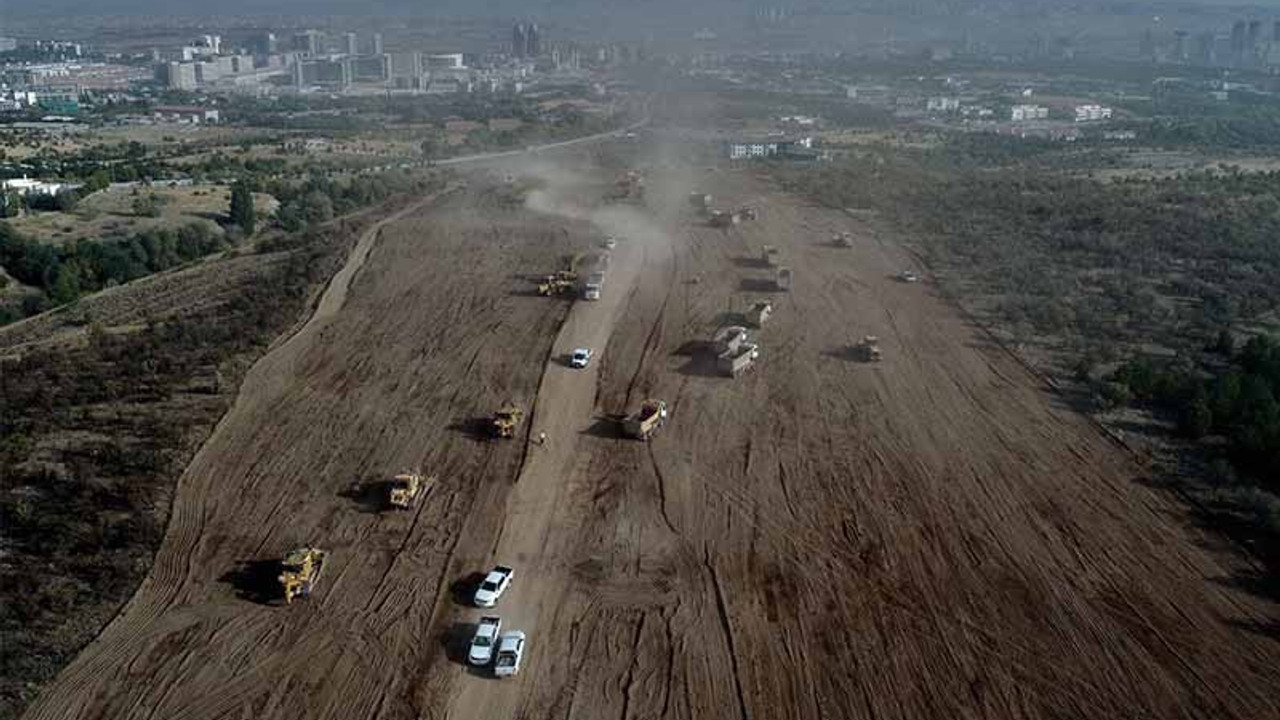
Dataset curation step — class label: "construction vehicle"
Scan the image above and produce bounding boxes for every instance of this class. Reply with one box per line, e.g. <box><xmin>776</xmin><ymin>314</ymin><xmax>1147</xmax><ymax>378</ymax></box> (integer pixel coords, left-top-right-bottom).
<box><xmin>717</xmin><ymin>343</ymin><xmax>759</xmax><ymax>377</ymax></box>
<box><xmin>388</xmin><ymin>472</ymin><xmax>434</xmax><ymax>509</ymax></box>
<box><xmin>854</xmin><ymin>335</ymin><xmax>883</xmax><ymax>362</ymax></box>
<box><xmin>713</xmin><ymin>325</ymin><xmax>750</xmax><ymax>355</ymax></box>
<box><xmin>832</xmin><ymin>232</ymin><xmax>854</xmax><ymax>248</ymax></box>
<box><xmin>607</xmin><ymin>170</ymin><xmax>645</xmax><ymax>202</ymax></box>
<box><xmin>583</xmin><ymin>270</ymin><xmax>606</xmax><ymax>301</ymax></box>
<box><xmin>748</xmin><ymin>300</ymin><xmax>773</xmax><ymax>327</ymax></box>
<box><xmin>708</xmin><ymin>210</ymin><xmax>738</xmax><ymax>228</ymax></box>
<box><xmin>279</xmin><ymin>547</ymin><xmax>327</xmax><ymax>604</ymax></box>
<box><xmin>761</xmin><ymin>245</ymin><xmax>780</xmax><ymax>267</ymax></box>
<box><xmin>737</xmin><ymin>206</ymin><xmax>758</xmax><ymax>221</ymax></box>
<box><xmin>492</xmin><ymin>404</ymin><xmax>524</xmax><ymax>439</ymax></box>
<box><xmin>622</xmin><ymin>399</ymin><xmax>668</xmax><ymax>441</ymax></box>
<box><xmin>688</xmin><ymin>192</ymin><xmax>713</xmax><ymax>214</ymax></box>
<box><xmin>537</xmin><ymin>276</ymin><xmax>576</xmax><ymax>296</ymax></box>
<box><xmin>775</xmin><ymin>267</ymin><xmax>793</xmax><ymax>291</ymax></box>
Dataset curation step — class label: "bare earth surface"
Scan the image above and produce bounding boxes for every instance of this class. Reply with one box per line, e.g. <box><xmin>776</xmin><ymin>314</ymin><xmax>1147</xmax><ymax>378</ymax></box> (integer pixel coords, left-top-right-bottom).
<box><xmin>24</xmin><ymin>154</ymin><xmax>1280</xmax><ymax>719</ymax></box>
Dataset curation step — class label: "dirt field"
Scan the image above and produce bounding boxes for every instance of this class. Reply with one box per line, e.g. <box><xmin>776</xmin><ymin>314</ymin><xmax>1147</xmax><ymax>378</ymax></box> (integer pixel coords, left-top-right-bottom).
<box><xmin>22</xmin><ymin>139</ymin><xmax>1280</xmax><ymax>719</ymax></box>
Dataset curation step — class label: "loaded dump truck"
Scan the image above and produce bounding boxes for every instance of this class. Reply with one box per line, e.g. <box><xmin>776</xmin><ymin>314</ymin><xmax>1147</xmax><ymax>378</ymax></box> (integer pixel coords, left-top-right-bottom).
<box><xmin>492</xmin><ymin>404</ymin><xmax>524</xmax><ymax>438</ymax></box>
<box><xmin>622</xmin><ymin>399</ymin><xmax>668</xmax><ymax>440</ymax></box>
<box><xmin>713</xmin><ymin>325</ymin><xmax>749</xmax><ymax>354</ymax></box>
<box><xmin>279</xmin><ymin>547</ymin><xmax>327</xmax><ymax>604</ymax></box>
<box><xmin>761</xmin><ymin>245</ymin><xmax>780</xmax><ymax>267</ymax></box>
<box><xmin>717</xmin><ymin>343</ymin><xmax>759</xmax><ymax>377</ymax></box>
<box><xmin>775</xmin><ymin>267</ymin><xmax>793</xmax><ymax>291</ymax></box>
<box><xmin>854</xmin><ymin>335</ymin><xmax>883</xmax><ymax>362</ymax></box>
<box><xmin>748</xmin><ymin>301</ymin><xmax>773</xmax><ymax>327</ymax></box>
<box><xmin>583</xmin><ymin>270</ymin><xmax>606</xmax><ymax>300</ymax></box>
<box><xmin>708</xmin><ymin>210</ymin><xmax>738</xmax><ymax>228</ymax></box>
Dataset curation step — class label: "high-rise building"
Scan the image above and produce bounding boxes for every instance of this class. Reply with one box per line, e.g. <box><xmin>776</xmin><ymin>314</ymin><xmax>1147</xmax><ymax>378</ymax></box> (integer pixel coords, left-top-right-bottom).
<box><xmin>1230</xmin><ymin>20</ymin><xmax>1247</xmax><ymax>66</ymax></box>
<box><xmin>251</xmin><ymin>32</ymin><xmax>277</xmax><ymax>56</ymax></box>
<box><xmin>344</xmin><ymin>32</ymin><xmax>358</xmax><ymax>56</ymax></box>
<box><xmin>512</xmin><ymin>23</ymin><xmax>528</xmax><ymax>57</ymax></box>
<box><xmin>163</xmin><ymin>61</ymin><xmax>198</xmax><ymax>90</ymax></box>
<box><xmin>370</xmin><ymin>33</ymin><xmax>384</xmax><ymax>55</ymax></box>
<box><xmin>293</xmin><ymin>30</ymin><xmax>324</xmax><ymax>57</ymax></box>
<box><xmin>1172</xmin><ymin>30</ymin><xmax>1188</xmax><ymax>62</ymax></box>
<box><xmin>1195</xmin><ymin>31</ymin><xmax>1216</xmax><ymax>65</ymax></box>
<box><xmin>1139</xmin><ymin>29</ymin><xmax>1156</xmax><ymax>61</ymax></box>
<box><xmin>527</xmin><ymin>23</ymin><xmax>540</xmax><ymax>57</ymax></box>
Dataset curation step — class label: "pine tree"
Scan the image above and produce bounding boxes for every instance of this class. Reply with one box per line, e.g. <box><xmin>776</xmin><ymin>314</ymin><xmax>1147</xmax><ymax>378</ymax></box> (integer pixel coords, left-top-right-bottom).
<box><xmin>229</xmin><ymin>182</ymin><xmax>255</xmax><ymax>235</ymax></box>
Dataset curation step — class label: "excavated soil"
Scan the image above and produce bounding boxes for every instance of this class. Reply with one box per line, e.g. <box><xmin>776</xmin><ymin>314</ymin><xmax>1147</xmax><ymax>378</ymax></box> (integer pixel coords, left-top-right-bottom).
<box><xmin>24</xmin><ymin>159</ymin><xmax>1280</xmax><ymax>720</ymax></box>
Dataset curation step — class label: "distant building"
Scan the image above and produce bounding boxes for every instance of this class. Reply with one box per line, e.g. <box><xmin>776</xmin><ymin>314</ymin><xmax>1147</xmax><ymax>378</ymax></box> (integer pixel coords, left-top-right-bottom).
<box><xmin>1010</xmin><ymin>104</ymin><xmax>1048</xmax><ymax>121</ymax></box>
<box><xmin>724</xmin><ymin>136</ymin><xmax>812</xmax><ymax>160</ymax></box>
<box><xmin>343</xmin><ymin>32</ymin><xmax>359</xmax><ymax>56</ymax></box>
<box><xmin>512</xmin><ymin>23</ymin><xmax>528</xmax><ymax>58</ymax></box>
<box><xmin>425</xmin><ymin>53</ymin><xmax>464</xmax><ymax>69</ymax></box>
<box><xmin>163</xmin><ymin>61</ymin><xmax>198</xmax><ymax>90</ymax></box>
<box><xmin>350</xmin><ymin>55</ymin><xmax>389</xmax><ymax>82</ymax></box>
<box><xmin>2</xmin><ymin>176</ymin><xmax>76</xmax><ymax>197</ymax></box>
<box><xmin>0</xmin><ymin>37</ymin><xmax>17</xmax><ymax>52</ymax></box>
<box><xmin>388</xmin><ymin>51</ymin><xmax>422</xmax><ymax>79</ymax></box>
<box><xmin>1074</xmin><ymin>104</ymin><xmax>1113</xmax><ymax>122</ymax></box>
<box><xmin>251</xmin><ymin>32</ymin><xmax>277</xmax><ymax>56</ymax></box>
<box><xmin>370</xmin><ymin>33</ymin><xmax>384</xmax><ymax>56</ymax></box>
<box><xmin>926</xmin><ymin>97</ymin><xmax>960</xmax><ymax>113</ymax></box>
<box><xmin>512</xmin><ymin>22</ymin><xmax>540</xmax><ymax>58</ymax></box>
<box><xmin>294</xmin><ymin>58</ymin><xmax>351</xmax><ymax>88</ymax></box>
<box><xmin>293</xmin><ymin>30</ymin><xmax>324</xmax><ymax>57</ymax></box>
<box><xmin>152</xmin><ymin>105</ymin><xmax>220</xmax><ymax>124</ymax></box>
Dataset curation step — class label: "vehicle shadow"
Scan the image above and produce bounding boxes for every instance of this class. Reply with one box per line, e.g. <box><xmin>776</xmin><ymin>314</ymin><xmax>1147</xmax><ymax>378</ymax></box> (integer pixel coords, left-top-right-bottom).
<box><xmin>450</xmin><ymin>572</ymin><xmax>485</xmax><ymax>607</ymax></box>
<box><xmin>337</xmin><ymin>477</ymin><xmax>392</xmax><ymax>514</ymax></box>
<box><xmin>581</xmin><ymin>415</ymin><xmax>625</xmax><ymax>439</ymax></box>
<box><xmin>675</xmin><ymin>355</ymin><xmax>723</xmax><ymax>378</ymax></box>
<box><xmin>219</xmin><ymin>559</ymin><xmax>282</xmax><ymax>605</ymax></box>
<box><xmin>448</xmin><ymin>417</ymin><xmax>495</xmax><ymax>442</ymax></box>
<box><xmin>739</xmin><ymin>278</ymin><xmax>779</xmax><ymax>293</ymax></box>
<box><xmin>731</xmin><ymin>256</ymin><xmax>767</xmax><ymax>269</ymax></box>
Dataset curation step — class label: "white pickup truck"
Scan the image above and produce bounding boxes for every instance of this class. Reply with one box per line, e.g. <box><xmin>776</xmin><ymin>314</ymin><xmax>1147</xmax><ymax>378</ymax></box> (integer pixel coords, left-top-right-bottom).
<box><xmin>493</xmin><ymin>631</ymin><xmax>527</xmax><ymax>678</ymax></box>
<box><xmin>468</xmin><ymin>616</ymin><xmax>501</xmax><ymax>666</ymax></box>
<box><xmin>473</xmin><ymin>565</ymin><xmax>514</xmax><ymax>608</ymax></box>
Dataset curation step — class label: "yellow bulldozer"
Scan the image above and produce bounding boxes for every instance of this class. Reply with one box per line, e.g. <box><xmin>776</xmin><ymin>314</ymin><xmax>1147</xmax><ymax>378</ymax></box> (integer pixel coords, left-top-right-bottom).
<box><xmin>492</xmin><ymin>404</ymin><xmax>524</xmax><ymax>439</ymax></box>
<box><xmin>279</xmin><ymin>547</ymin><xmax>327</xmax><ymax>604</ymax></box>
<box><xmin>388</xmin><ymin>472</ymin><xmax>435</xmax><ymax>509</ymax></box>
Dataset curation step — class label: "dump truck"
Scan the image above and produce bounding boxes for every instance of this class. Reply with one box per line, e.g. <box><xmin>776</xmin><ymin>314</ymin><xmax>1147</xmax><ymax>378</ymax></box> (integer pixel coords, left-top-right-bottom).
<box><xmin>538</xmin><ymin>276</ymin><xmax>576</xmax><ymax>296</ymax></box>
<box><xmin>492</xmin><ymin>404</ymin><xmax>524</xmax><ymax>439</ymax></box>
<box><xmin>717</xmin><ymin>342</ymin><xmax>759</xmax><ymax>377</ymax></box>
<box><xmin>388</xmin><ymin>472</ymin><xmax>434</xmax><ymax>509</ymax></box>
<box><xmin>279</xmin><ymin>547</ymin><xmax>327</xmax><ymax>604</ymax></box>
<box><xmin>854</xmin><ymin>335</ymin><xmax>883</xmax><ymax>362</ymax></box>
<box><xmin>775</xmin><ymin>267</ymin><xmax>793</xmax><ymax>291</ymax></box>
<box><xmin>761</xmin><ymin>245</ymin><xmax>780</xmax><ymax>267</ymax></box>
<box><xmin>748</xmin><ymin>301</ymin><xmax>773</xmax><ymax>327</ymax></box>
<box><xmin>708</xmin><ymin>210</ymin><xmax>738</xmax><ymax>228</ymax></box>
<box><xmin>622</xmin><ymin>399</ymin><xmax>668</xmax><ymax>441</ymax></box>
<box><xmin>738</xmin><ymin>206</ymin><xmax>758</xmax><ymax>221</ymax></box>
<box><xmin>607</xmin><ymin>171</ymin><xmax>645</xmax><ymax>202</ymax></box>
<box><xmin>583</xmin><ymin>270</ymin><xmax>606</xmax><ymax>301</ymax></box>
<box><xmin>713</xmin><ymin>325</ymin><xmax>749</xmax><ymax>355</ymax></box>
<box><xmin>688</xmin><ymin>192</ymin><xmax>713</xmax><ymax>214</ymax></box>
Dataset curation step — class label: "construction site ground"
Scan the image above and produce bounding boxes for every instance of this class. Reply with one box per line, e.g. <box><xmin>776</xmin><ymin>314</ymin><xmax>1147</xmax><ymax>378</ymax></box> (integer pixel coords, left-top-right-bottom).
<box><xmin>23</xmin><ymin>150</ymin><xmax>1280</xmax><ymax>719</ymax></box>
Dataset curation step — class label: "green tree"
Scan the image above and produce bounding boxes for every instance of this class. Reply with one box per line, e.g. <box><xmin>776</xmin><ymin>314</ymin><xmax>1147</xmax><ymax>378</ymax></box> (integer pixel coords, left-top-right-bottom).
<box><xmin>54</xmin><ymin>191</ymin><xmax>79</xmax><ymax>213</ymax></box>
<box><xmin>301</xmin><ymin>191</ymin><xmax>333</xmax><ymax>225</ymax></box>
<box><xmin>132</xmin><ymin>194</ymin><xmax>161</xmax><ymax>218</ymax></box>
<box><xmin>83</xmin><ymin>169</ymin><xmax>111</xmax><ymax>194</ymax></box>
<box><xmin>229</xmin><ymin>182</ymin><xmax>256</xmax><ymax>235</ymax></box>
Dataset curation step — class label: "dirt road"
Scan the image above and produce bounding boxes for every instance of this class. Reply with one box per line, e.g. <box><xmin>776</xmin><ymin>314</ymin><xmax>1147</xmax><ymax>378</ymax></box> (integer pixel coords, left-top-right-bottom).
<box><xmin>25</xmin><ymin>159</ymin><xmax>1280</xmax><ymax>719</ymax></box>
